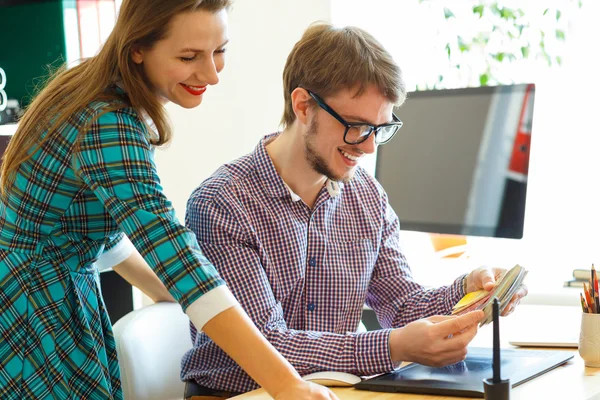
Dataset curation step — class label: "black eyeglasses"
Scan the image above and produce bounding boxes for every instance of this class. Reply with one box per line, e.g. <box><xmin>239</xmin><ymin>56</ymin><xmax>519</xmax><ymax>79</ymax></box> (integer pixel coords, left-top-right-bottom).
<box><xmin>306</xmin><ymin>89</ymin><xmax>403</xmax><ymax>145</ymax></box>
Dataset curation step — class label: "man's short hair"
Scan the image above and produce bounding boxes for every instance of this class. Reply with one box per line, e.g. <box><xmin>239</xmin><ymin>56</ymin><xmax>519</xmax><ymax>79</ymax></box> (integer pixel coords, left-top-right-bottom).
<box><xmin>281</xmin><ymin>22</ymin><xmax>407</xmax><ymax>129</ymax></box>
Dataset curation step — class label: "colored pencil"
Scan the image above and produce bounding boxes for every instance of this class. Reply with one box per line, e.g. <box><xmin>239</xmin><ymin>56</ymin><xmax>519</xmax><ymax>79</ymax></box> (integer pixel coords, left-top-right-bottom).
<box><xmin>584</xmin><ymin>282</ymin><xmax>594</xmax><ymax>313</ymax></box>
<box><xmin>591</xmin><ymin>268</ymin><xmax>596</xmax><ymax>314</ymax></box>
<box><xmin>581</xmin><ymin>293</ymin><xmax>589</xmax><ymax>313</ymax></box>
<box><xmin>592</xmin><ymin>264</ymin><xmax>600</xmax><ymax>314</ymax></box>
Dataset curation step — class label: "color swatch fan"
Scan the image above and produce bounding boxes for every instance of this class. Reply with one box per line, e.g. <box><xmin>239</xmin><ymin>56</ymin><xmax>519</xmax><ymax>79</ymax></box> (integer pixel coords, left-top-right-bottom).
<box><xmin>453</xmin><ymin>264</ymin><xmax>528</xmax><ymax>326</ymax></box>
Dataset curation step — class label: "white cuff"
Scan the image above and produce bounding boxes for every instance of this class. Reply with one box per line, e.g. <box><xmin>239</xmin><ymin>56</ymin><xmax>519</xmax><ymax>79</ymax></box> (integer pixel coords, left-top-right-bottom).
<box><xmin>185</xmin><ymin>285</ymin><xmax>239</xmax><ymax>330</ymax></box>
<box><xmin>96</xmin><ymin>235</ymin><xmax>135</xmax><ymax>272</ymax></box>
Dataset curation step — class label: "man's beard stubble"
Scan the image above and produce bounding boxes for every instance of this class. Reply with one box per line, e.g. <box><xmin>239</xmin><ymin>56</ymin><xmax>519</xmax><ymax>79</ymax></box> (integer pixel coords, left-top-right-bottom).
<box><xmin>303</xmin><ymin>117</ymin><xmax>355</xmax><ymax>183</ymax></box>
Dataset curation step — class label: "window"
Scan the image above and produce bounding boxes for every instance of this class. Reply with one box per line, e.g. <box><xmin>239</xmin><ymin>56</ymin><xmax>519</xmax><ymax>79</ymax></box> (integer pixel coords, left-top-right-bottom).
<box><xmin>64</xmin><ymin>0</ymin><xmax>118</xmax><ymax>64</ymax></box>
<box><xmin>333</xmin><ymin>0</ymin><xmax>599</xmax><ymax>288</ymax></box>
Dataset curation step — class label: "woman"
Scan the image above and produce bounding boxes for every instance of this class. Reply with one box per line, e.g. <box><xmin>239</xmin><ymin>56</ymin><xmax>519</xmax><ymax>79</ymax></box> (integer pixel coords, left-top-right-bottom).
<box><xmin>0</xmin><ymin>1</ymin><xmax>337</xmax><ymax>399</ymax></box>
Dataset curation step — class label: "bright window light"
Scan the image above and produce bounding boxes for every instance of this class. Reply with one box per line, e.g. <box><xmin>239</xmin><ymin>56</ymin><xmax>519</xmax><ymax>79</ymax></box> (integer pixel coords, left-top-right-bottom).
<box><xmin>332</xmin><ymin>0</ymin><xmax>600</xmax><ymax>289</ymax></box>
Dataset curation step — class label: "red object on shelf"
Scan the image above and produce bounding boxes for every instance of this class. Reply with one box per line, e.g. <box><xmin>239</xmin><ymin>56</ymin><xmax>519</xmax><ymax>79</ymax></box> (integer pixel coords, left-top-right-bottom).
<box><xmin>508</xmin><ymin>84</ymin><xmax>535</xmax><ymax>176</ymax></box>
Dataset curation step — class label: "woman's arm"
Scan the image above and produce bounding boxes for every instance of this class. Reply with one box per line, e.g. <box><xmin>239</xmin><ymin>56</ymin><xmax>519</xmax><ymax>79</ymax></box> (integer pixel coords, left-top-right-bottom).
<box><xmin>198</xmin><ymin>305</ymin><xmax>330</xmax><ymax>399</ymax></box>
<box><xmin>112</xmin><ymin>250</ymin><xmax>176</xmax><ymax>303</ymax></box>
<box><xmin>75</xmin><ymin>111</ymin><xmax>336</xmax><ymax>400</ymax></box>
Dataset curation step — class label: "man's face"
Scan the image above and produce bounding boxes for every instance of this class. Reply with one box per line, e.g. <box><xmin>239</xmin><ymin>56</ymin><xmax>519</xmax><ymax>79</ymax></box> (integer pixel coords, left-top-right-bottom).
<box><xmin>303</xmin><ymin>85</ymin><xmax>394</xmax><ymax>182</ymax></box>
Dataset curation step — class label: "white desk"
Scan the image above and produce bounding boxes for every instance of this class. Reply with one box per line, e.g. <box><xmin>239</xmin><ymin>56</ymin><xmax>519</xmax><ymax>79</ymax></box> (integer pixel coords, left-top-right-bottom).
<box><xmin>234</xmin><ymin>305</ymin><xmax>592</xmax><ymax>399</ymax></box>
<box><xmin>471</xmin><ymin>303</ymin><xmax>580</xmax><ymax>348</ymax></box>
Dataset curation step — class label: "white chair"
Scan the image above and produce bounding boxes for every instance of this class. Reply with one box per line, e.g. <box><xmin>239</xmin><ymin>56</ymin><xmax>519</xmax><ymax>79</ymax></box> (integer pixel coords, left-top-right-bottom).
<box><xmin>358</xmin><ymin>321</ymin><xmax>368</xmax><ymax>333</ymax></box>
<box><xmin>113</xmin><ymin>302</ymin><xmax>192</xmax><ymax>400</ymax></box>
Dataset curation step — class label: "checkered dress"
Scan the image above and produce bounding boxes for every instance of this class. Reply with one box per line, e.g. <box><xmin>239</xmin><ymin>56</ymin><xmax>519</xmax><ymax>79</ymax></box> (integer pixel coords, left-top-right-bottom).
<box><xmin>0</xmin><ymin>98</ymin><xmax>225</xmax><ymax>399</ymax></box>
<box><xmin>181</xmin><ymin>134</ymin><xmax>466</xmax><ymax>393</ymax></box>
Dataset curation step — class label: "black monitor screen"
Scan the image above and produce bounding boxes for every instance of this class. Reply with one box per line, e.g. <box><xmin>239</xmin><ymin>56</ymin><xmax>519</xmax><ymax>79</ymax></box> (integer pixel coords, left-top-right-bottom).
<box><xmin>376</xmin><ymin>84</ymin><xmax>535</xmax><ymax>239</ymax></box>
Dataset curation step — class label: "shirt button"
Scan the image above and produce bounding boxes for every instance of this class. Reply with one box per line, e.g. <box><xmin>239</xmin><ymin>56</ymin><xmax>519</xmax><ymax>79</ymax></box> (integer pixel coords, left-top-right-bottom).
<box><xmin>308</xmin><ymin>257</ymin><xmax>316</xmax><ymax>267</ymax></box>
<box><xmin>307</xmin><ymin>303</ymin><xmax>316</xmax><ymax>312</ymax></box>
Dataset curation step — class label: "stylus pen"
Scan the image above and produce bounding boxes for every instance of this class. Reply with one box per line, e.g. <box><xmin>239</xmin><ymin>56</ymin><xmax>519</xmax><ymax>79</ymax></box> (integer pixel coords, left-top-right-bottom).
<box><xmin>484</xmin><ymin>297</ymin><xmax>509</xmax><ymax>399</ymax></box>
<box><xmin>493</xmin><ymin>297</ymin><xmax>501</xmax><ymax>383</ymax></box>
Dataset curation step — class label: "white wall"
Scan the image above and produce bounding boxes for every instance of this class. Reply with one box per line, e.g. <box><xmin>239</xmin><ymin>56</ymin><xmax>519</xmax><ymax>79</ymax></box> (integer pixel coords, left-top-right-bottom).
<box><xmin>154</xmin><ymin>0</ymin><xmax>332</xmax><ymax>218</ymax></box>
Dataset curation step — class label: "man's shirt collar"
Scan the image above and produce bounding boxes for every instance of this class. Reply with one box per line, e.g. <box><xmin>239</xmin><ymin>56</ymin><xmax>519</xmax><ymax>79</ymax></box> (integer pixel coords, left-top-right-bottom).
<box><xmin>253</xmin><ymin>133</ymin><xmax>343</xmax><ymax>202</ymax></box>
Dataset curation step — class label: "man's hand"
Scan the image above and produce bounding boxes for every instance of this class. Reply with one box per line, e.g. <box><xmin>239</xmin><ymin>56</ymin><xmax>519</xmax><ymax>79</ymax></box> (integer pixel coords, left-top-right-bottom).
<box><xmin>466</xmin><ymin>267</ymin><xmax>528</xmax><ymax>316</ymax></box>
<box><xmin>389</xmin><ymin>310</ymin><xmax>484</xmax><ymax>367</ymax></box>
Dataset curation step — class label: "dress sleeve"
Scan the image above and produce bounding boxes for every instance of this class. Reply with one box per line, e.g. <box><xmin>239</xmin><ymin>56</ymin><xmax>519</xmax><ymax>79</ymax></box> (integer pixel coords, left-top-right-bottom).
<box><xmin>95</xmin><ymin>232</ymin><xmax>134</xmax><ymax>272</ymax></box>
<box><xmin>73</xmin><ymin>109</ymin><xmax>233</xmax><ymax>312</ymax></box>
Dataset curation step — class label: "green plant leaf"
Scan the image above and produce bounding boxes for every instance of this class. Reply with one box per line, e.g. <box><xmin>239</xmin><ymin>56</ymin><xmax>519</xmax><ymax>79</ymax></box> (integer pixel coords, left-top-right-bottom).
<box><xmin>500</xmin><ymin>7</ymin><xmax>518</xmax><ymax>20</ymax></box>
<box><xmin>444</xmin><ymin>7</ymin><xmax>455</xmax><ymax>19</ymax></box>
<box><xmin>479</xmin><ymin>73</ymin><xmax>490</xmax><ymax>86</ymax></box>
<box><xmin>472</xmin><ymin>31</ymin><xmax>491</xmax><ymax>45</ymax></box>
<box><xmin>423</xmin><ymin>1</ymin><xmax>571</xmax><ymax>90</ymax></box>
<box><xmin>492</xmin><ymin>52</ymin><xmax>506</xmax><ymax>62</ymax></box>
<box><xmin>491</xmin><ymin>3</ymin><xmax>502</xmax><ymax>16</ymax></box>
<box><xmin>457</xmin><ymin>36</ymin><xmax>470</xmax><ymax>52</ymax></box>
<box><xmin>473</xmin><ymin>5</ymin><xmax>484</xmax><ymax>18</ymax></box>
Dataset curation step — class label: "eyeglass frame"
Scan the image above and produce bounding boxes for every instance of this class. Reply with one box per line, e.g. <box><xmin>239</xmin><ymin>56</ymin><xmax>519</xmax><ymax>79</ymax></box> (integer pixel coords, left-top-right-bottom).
<box><xmin>304</xmin><ymin>89</ymin><xmax>403</xmax><ymax>145</ymax></box>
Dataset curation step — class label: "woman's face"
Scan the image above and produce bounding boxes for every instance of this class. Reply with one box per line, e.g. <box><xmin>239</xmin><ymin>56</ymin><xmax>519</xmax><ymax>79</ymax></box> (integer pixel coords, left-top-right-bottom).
<box><xmin>132</xmin><ymin>9</ymin><xmax>228</xmax><ymax>108</ymax></box>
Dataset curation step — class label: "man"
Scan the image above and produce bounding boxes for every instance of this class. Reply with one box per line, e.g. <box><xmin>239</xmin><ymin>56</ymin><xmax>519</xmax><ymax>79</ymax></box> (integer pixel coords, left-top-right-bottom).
<box><xmin>181</xmin><ymin>23</ymin><xmax>528</xmax><ymax>395</ymax></box>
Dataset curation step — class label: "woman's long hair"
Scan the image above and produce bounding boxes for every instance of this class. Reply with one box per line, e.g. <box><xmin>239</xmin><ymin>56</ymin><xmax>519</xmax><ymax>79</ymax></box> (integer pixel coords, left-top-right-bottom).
<box><xmin>0</xmin><ymin>0</ymin><xmax>231</xmax><ymax>194</ymax></box>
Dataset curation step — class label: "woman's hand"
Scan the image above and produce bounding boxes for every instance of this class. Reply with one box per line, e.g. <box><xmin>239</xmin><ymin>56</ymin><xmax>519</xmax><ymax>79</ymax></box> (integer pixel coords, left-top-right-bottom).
<box><xmin>274</xmin><ymin>379</ymin><xmax>339</xmax><ymax>400</ymax></box>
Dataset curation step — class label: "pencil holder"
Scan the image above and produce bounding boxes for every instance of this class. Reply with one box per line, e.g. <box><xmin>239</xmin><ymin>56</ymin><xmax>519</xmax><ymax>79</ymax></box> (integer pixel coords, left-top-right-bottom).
<box><xmin>579</xmin><ymin>312</ymin><xmax>600</xmax><ymax>367</ymax></box>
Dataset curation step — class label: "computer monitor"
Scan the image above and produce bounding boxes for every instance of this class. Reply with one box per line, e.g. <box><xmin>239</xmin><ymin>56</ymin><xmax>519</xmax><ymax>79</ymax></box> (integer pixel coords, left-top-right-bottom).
<box><xmin>375</xmin><ymin>84</ymin><xmax>535</xmax><ymax>239</ymax></box>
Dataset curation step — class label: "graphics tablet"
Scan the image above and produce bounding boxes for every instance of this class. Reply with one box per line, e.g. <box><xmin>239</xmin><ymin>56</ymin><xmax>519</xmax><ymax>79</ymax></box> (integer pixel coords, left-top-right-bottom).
<box><xmin>354</xmin><ymin>347</ymin><xmax>574</xmax><ymax>398</ymax></box>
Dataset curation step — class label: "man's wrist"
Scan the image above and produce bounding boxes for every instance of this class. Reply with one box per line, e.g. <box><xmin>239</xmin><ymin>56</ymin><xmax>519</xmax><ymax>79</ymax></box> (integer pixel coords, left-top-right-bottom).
<box><xmin>389</xmin><ymin>328</ymin><xmax>404</xmax><ymax>364</ymax></box>
<box><xmin>357</xmin><ymin>329</ymin><xmax>398</xmax><ymax>374</ymax></box>
<box><xmin>462</xmin><ymin>273</ymin><xmax>469</xmax><ymax>294</ymax></box>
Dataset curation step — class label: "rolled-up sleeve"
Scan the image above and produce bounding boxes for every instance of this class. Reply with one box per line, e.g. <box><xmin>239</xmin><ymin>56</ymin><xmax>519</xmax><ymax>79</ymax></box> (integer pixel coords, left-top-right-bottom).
<box><xmin>96</xmin><ymin>232</ymin><xmax>134</xmax><ymax>272</ymax></box>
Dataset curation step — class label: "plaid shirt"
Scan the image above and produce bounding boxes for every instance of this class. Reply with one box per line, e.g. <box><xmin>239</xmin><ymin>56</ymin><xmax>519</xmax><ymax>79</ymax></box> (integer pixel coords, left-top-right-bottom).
<box><xmin>0</xmin><ymin>95</ymin><xmax>226</xmax><ymax>400</ymax></box>
<box><xmin>182</xmin><ymin>133</ymin><xmax>466</xmax><ymax>393</ymax></box>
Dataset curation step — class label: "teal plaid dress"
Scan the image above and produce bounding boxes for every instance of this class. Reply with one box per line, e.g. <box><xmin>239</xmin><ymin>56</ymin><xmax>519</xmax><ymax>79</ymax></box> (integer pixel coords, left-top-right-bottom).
<box><xmin>0</xmin><ymin>96</ymin><xmax>225</xmax><ymax>399</ymax></box>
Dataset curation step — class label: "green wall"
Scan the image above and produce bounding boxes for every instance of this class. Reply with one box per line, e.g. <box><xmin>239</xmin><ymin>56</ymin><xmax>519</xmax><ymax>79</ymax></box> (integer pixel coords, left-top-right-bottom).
<box><xmin>0</xmin><ymin>1</ymin><xmax>67</xmax><ymax>107</ymax></box>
